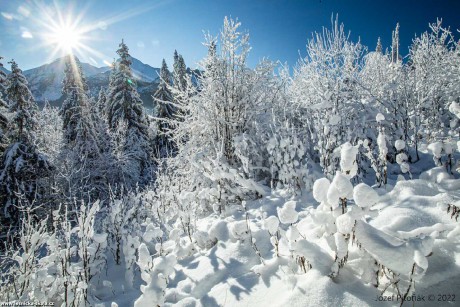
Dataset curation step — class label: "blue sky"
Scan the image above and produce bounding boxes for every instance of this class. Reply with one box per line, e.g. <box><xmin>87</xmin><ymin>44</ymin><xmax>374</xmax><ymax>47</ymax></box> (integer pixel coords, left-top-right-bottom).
<box><xmin>1</xmin><ymin>0</ymin><xmax>459</xmax><ymax>70</ymax></box>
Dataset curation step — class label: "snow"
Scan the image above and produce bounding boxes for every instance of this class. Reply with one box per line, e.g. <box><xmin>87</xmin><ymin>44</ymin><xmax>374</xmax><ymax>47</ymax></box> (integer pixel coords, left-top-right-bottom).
<box><xmin>396</xmin><ymin>152</ymin><xmax>408</xmax><ymax>164</ymax></box>
<box><xmin>394</xmin><ymin>139</ymin><xmax>405</xmax><ymax>151</ymax></box>
<box><xmin>449</xmin><ymin>101</ymin><xmax>460</xmax><ymax>118</ymax></box>
<box><xmin>263</xmin><ymin>216</ymin><xmax>280</xmax><ymax>234</ymax></box>
<box><xmin>427</xmin><ymin>141</ymin><xmax>443</xmax><ymax>158</ymax></box>
<box><xmin>400</xmin><ymin>162</ymin><xmax>410</xmax><ymax>174</ymax></box>
<box><xmin>312</xmin><ymin>177</ymin><xmax>330</xmax><ymax>202</ymax></box>
<box><xmin>419</xmin><ymin>166</ymin><xmax>452</xmax><ymax>183</ymax></box>
<box><xmin>340</xmin><ymin>142</ymin><xmax>358</xmax><ymax>177</ymax></box>
<box><xmin>7</xmin><ymin>161</ymin><xmax>460</xmax><ymax>306</ymax></box>
<box><xmin>376</xmin><ymin>113</ymin><xmax>385</xmax><ymax>122</ymax></box>
<box><xmin>355</xmin><ymin>220</ymin><xmax>428</xmax><ymax>275</ymax></box>
<box><xmin>377</xmin><ymin>131</ymin><xmax>387</xmax><ymax>156</ymax></box>
<box><xmin>335</xmin><ymin>213</ymin><xmax>355</xmax><ymax>234</ymax></box>
<box><xmin>277</xmin><ymin>201</ymin><xmax>299</xmax><ymax>224</ymax></box>
<box><xmin>330</xmin><ymin>172</ymin><xmax>353</xmax><ymax>201</ymax></box>
<box><xmin>328</xmin><ymin>114</ymin><xmax>341</xmax><ymax>125</ymax></box>
<box><xmin>229</xmin><ymin>220</ymin><xmax>250</xmax><ymax>240</ymax></box>
<box><xmin>4</xmin><ymin>15</ymin><xmax>460</xmax><ymax>307</ymax></box>
<box><xmin>353</xmin><ymin>183</ymin><xmax>379</xmax><ymax>208</ymax></box>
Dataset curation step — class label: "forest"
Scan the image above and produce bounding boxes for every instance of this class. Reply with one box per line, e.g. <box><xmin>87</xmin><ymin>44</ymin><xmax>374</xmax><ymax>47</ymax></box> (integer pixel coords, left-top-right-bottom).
<box><xmin>0</xmin><ymin>16</ymin><xmax>460</xmax><ymax>306</ymax></box>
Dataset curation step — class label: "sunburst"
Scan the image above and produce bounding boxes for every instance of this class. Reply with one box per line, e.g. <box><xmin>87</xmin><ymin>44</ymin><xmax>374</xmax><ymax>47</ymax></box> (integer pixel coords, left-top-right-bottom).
<box><xmin>47</xmin><ymin>23</ymin><xmax>82</xmax><ymax>54</ymax></box>
<box><xmin>16</xmin><ymin>0</ymin><xmax>171</xmax><ymax>66</ymax></box>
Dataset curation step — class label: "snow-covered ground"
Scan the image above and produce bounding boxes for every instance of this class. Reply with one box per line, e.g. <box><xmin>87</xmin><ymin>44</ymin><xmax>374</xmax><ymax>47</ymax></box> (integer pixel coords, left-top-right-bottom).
<box><xmin>85</xmin><ymin>148</ymin><xmax>460</xmax><ymax>307</ymax></box>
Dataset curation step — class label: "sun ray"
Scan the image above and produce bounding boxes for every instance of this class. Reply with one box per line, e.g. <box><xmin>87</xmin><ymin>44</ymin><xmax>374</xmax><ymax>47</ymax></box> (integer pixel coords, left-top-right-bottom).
<box><xmin>18</xmin><ymin>0</ymin><xmax>173</xmax><ymax>67</ymax></box>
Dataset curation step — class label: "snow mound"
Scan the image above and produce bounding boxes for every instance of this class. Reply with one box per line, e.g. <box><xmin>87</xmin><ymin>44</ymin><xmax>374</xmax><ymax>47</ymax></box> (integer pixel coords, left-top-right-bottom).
<box><xmin>419</xmin><ymin>166</ymin><xmax>452</xmax><ymax>183</ymax></box>
<box><xmin>394</xmin><ymin>139</ymin><xmax>405</xmax><ymax>151</ymax></box>
<box><xmin>353</xmin><ymin>183</ymin><xmax>378</xmax><ymax>208</ymax></box>
<box><xmin>312</xmin><ymin>178</ymin><xmax>330</xmax><ymax>203</ymax></box>
<box><xmin>277</xmin><ymin>201</ymin><xmax>298</xmax><ymax>224</ymax></box>
<box><xmin>263</xmin><ymin>216</ymin><xmax>280</xmax><ymax>234</ymax></box>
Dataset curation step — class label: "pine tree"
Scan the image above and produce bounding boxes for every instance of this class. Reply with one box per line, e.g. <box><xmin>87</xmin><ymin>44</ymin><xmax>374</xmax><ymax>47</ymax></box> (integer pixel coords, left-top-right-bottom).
<box><xmin>6</xmin><ymin>60</ymin><xmax>37</xmax><ymax>142</ymax></box>
<box><xmin>173</xmin><ymin>50</ymin><xmax>187</xmax><ymax>92</ymax></box>
<box><xmin>153</xmin><ymin>59</ymin><xmax>175</xmax><ymax>157</ymax></box>
<box><xmin>106</xmin><ymin>40</ymin><xmax>152</xmax><ymax>186</ymax></box>
<box><xmin>60</xmin><ymin>56</ymin><xmax>90</xmax><ymax>144</ymax></box>
<box><xmin>154</xmin><ymin>59</ymin><xmax>174</xmax><ymax>119</ymax></box>
<box><xmin>376</xmin><ymin>37</ymin><xmax>382</xmax><ymax>53</ymax></box>
<box><xmin>96</xmin><ymin>87</ymin><xmax>107</xmax><ymax>117</ymax></box>
<box><xmin>0</xmin><ymin>60</ymin><xmax>51</xmax><ymax>226</ymax></box>
<box><xmin>0</xmin><ymin>56</ymin><xmax>9</xmax><ymax>153</ymax></box>
<box><xmin>59</xmin><ymin>56</ymin><xmax>107</xmax><ymax>200</ymax></box>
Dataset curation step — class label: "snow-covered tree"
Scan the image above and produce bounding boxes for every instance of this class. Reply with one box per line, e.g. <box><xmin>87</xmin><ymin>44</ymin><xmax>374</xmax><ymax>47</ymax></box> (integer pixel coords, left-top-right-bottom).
<box><xmin>375</xmin><ymin>37</ymin><xmax>382</xmax><ymax>53</ymax></box>
<box><xmin>409</xmin><ymin>19</ymin><xmax>458</xmax><ymax>140</ymax></box>
<box><xmin>0</xmin><ymin>60</ymin><xmax>51</xmax><ymax>228</ymax></box>
<box><xmin>6</xmin><ymin>60</ymin><xmax>37</xmax><ymax>143</ymax></box>
<box><xmin>153</xmin><ymin>59</ymin><xmax>175</xmax><ymax>157</ymax></box>
<box><xmin>36</xmin><ymin>101</ymin><xmax>63</xmax><ymax>164</ymax></box>
<box><xmin>290</xmin><ymin>15</ymin><xmax>365</xmax><ymax>177</ymax></box>
<box><xmin>173</xmin><ymin>50</ymin><xmax>187</xmax><ymax>92</ymax></box>
<box><xmin>0</xmin><ymin>56</ymin><xmax>9</xmax><ymax>153</ymax></box>
<box><xmin>58</xmin><ymin>56</ymin><xmax>110</xmax><ymax>201</ymax></box>
<box><xmin>106</xmin><ymin>40</ymin><xmax>152</xmax><ymax>186</ymax></box>
<box><xmin>96</xmin><ymin>86</ymin><xmax>107</xmax><ymax>117</ymax></box>
<box><xmin>164</xmin><ymin>17</ymin><xmax>279</xmax><ymax>211</ymax></box>
<box><xmin>391</xmin><ymin>23</ymin><xmax>400</xmax><ymax>63</ymax></box>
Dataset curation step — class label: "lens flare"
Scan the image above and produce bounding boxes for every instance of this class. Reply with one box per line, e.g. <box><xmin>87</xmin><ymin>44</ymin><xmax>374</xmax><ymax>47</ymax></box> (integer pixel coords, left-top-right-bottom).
<box><xmin>48</xmin><ymin>24</ymin><xmax>82</xmax><ymax>53</ymax></box>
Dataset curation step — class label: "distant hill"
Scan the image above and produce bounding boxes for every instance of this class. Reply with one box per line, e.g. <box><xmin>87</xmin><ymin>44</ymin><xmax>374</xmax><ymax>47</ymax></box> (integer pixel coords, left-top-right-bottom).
<box><xmin>7</xmin><ymin>56</ymin><xmax>162</xmax><ymax>109</ymax></box>
<box><xmin>0</xmin><ymin>66</ymin><xmax>9</xmax><ymax>75</ymax></box>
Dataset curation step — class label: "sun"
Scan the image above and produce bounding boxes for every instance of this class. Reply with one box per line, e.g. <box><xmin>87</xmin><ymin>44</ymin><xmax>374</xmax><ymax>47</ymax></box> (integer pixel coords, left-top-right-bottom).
<box><xmin>26</xmin><ymin>1</ymin><xmax>163</xmax><ymax>65</ymax></box>
<box><xmin>50</xmin><ymin>24</ymin><xmax>82</xmax><ymax>53</ymax></box>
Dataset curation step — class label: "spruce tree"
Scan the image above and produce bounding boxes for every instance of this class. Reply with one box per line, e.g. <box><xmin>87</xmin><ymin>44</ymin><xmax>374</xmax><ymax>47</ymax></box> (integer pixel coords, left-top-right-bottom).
<box><xmin>173</xmin><ymin>50</ymin><xmax>187</xmax><ymax>92</ymax></box>
<box><xmin>153</xmin><ymin>59</ymin><xmax>175</xmax><ymax>156</ymax></box>
<box><xmin>6</xmin><ymin>60</ymin><xmax>37</xmax><ymax>142</ymax></box>
<box><xmin>96</xmin><ymin>87</ymin><xmax>107</xmax><ymax>117</ymax></box>
<box><xmin>0</xmin><ymin>60</ymin><xmax>51</xmax><ymax>225</ymax></box>
<box><xmin>59</xmin><ymin>56</ymin><xmax>107</xmax><ymax>200</ymax></box>
<box><xmin>0</xmin><ymin>56</ymin><xmax>9</xmax><ymax>153</ymax></box>
<box><xmin>106</xmin><ymin>40</ymin><xmax>152</xmax><ymax>185</ymax></box>
<box><xmin>376</xmin><ymin>37</ymin><xmax>382</xmax><ymax>53</ymax></box>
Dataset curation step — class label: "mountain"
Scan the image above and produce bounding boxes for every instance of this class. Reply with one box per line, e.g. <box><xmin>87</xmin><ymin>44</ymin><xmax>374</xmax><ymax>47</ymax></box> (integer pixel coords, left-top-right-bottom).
<box><xmin>0</xmin><ymin>66</ymin><xmax>9</xmax><ymax>75</ymax></box>
<box><xmin>17</xmin><ymin>56</ymin><xmax>161</xmax><ymax>108</ymax></box>
<box><xmin>22</xmin><ymin>56</ymin><xmax>110</xmax><ymax>103</ymax></box>
<box><xmin>129</xmin><ymin>57</ymin><xmax>160</xmax><ymax>83</ymax></box>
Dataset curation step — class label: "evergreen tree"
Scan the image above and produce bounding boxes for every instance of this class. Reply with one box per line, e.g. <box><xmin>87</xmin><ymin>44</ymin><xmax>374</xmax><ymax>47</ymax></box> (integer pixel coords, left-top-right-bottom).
<box><xmin>173</xmin><ymin>50</ymin><xmax>187</xmax><ymax>92</ymax></box>
<box><xmin>153</xmin><ymin>59</ymin><xmax>175</xmax><ymax>157</ymax></box>
<box><xmin>96</xmin><ymin>87</ymin><xmax>107</xmax><ymax>117</ymax></box>
<box><xmin>376</xmin><ymin>37</ymin><xmax>383</xmax><ymax>53</ymax></box>
<box><xmin>59</xmin><ymin>56</ymin><xmax>107</xmax><ymax>201</ymax></box>
<box><xmin>6</xmin><ymin>60</ymin><xmax>37</xmax><ymax>142</ymax></box>
<box><xmin>0</xmin><ymin>60</ymin><xmax>51</xmax><ymax>225</ymax></box>
<box><xmin>106</xmin><ymin>40</ymin><xmax>152</xmax><ymax>186</ymax></box>
<box><xmin>60</xmin><ymin>56</ymin><xmax>90</xmax><ymax>144</ymax></box>
<box><xmin>0</xmin><ymin>56</ymin><xmax>9</xmax><ymax>153</ymax></box>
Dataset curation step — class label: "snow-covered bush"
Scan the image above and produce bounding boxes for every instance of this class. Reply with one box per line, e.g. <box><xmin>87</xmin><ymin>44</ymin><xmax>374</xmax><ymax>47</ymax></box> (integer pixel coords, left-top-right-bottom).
<box><xmin>104</xmin><ymin>192</ymin><xmax>146</xmax><ymax>289</ymax></box>
<box><xmin>267</xmin><ymin>126</ymin><xmax>309</xmax><ymax>191</ymax></box>
<box><xmin>0</xmin><ymin>208</ymin><xmax>49</xmax><ymax>302</ymax></box>
<box><xmin>375</xmin><ymin>113</ymin><xmax>388</xmax><ymax>186</ymax></box>
<box><xmin>395</xmin><ymin>139</ymin><xmax>411</xmax><ymax>177</ymax></box>
<box><xmin>135</xmin><ymin>244</ymin><xmax>177</xmax><ymax>307</ymax></box>
<box><xmin>290</xmin><ymin>16</ymin><xmax>366</xmax><ymax>178</ymax></box>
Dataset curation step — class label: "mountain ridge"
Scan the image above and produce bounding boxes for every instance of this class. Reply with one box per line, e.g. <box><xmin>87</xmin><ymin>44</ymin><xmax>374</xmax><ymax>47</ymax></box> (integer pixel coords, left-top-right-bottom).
<box><xmin>2</xmin><ymin>55</ymin><xmax>161</xmax><ymax>108</ymax></box>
